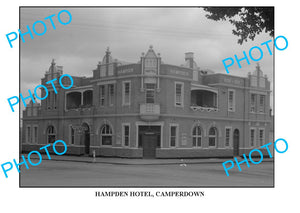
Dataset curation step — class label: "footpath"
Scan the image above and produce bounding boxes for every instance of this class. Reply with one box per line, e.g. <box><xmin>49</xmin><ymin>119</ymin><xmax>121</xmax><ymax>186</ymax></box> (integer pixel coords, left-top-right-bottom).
<box><xmin>22</xmin><ymin>154</ymin><xmax>274</xmax><ymax>165</ymax></box>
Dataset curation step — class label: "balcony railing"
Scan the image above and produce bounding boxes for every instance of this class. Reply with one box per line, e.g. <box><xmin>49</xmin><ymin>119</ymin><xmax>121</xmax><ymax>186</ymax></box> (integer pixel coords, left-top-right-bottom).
<box><xmin>190</xmin><ymin>105</ymin><xmax>219</xmax><ymax>112</ymax></box>
<box><xmin>140</xmin><ymin>103</ymin><xmax>160</xmax><ymax>121</ymax></box>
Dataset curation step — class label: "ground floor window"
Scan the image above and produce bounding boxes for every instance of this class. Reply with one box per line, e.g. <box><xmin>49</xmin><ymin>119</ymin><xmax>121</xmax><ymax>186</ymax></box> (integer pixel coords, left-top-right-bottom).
<box><xmin>26</xmin><ymin>126</ymin><xmax>31</xmax><ymax>143</ymax></box>
<box><xmin>259</xmin><ymin>129</ymin><xmax>265</xmax><ymax>146</ymax></box>
<box><xmin>122</xmin><ymin>124</ymin><xmax>130</xmax><ymax>147</ymax></box>
<box><xmin>33</xmin><ymin>126</ymin><xmax>38</xmax><ymax>144</ymax></box>
<box><xmin>101</xmin><ymin>124</ymin><xmax>113</xmax><ymax>146</ymax></box>
<box><xmin>225</xmin><ymin>127</ymin><xmax>231</xmax><ymax>147</ymax></box>
<box><xmin>208</xmin><ymin>127</ymin><xmax>217</xmax><ymax>147</ymax></box>
<box><xmin>192</xmin><ymin>125</ymin><xmax>202</xmax><ymax>147</ymax></box>
<box><xmin>170</xmin><ymin>125</ymin><xmax>178</xmax><ymax>147</ymax></box>
<box><xmin>250</xmin><ymin>128</ymin><xmax>256</xmax><ymax>147</ymax></box>
<box><xmin>70</xmin><ymin>126</ymin><xmax>75</xmax><ymax>145</ymax></box>
<box><xmin>47</xmin><ymin>125</ymin><xmax>56</xmax><ymax>143</ymax></box>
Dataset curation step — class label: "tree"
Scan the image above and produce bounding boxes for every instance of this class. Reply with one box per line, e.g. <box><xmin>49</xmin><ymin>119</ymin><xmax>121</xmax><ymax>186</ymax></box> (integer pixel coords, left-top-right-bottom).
<box><xmin>203</xmin><ymin>7</ymin><xmax>274</xmax><ymax>44</ymax></box>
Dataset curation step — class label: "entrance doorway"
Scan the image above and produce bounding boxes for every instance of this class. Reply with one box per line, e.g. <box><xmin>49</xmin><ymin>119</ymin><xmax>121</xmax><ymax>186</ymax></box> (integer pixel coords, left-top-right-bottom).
<box><xmin>233</xmin><ymin>129</ymin><xmax>239</xmax><ymax>156</ymax></box>
<box><xmin>142</xmin><ymin>133</ymin><xmax>157</xmax><ymax>158</ymax></box>
<box><xmin>138</xmin><ymin>125</ymin><xmax>161</xmax><ymax>159</ymax></box>
<box><xmin>82</xmin><ymin>123</ymin><xmax>90</xmax><ymax>155</ymax></box>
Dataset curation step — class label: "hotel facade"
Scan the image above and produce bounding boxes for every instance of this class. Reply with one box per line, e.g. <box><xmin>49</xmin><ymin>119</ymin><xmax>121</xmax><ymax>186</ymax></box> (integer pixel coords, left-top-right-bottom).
<box><xmin>22</xmin><ymin>46</ymin><xmax>273</xmax><ymax>158</ymax></box>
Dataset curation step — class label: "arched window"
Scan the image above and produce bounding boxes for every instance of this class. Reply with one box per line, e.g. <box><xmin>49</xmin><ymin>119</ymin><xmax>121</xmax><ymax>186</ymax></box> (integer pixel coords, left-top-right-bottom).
<box><xmin>192</xmin><ymin>125</ymin><xmax>202</xmax><ymax>147</ymax></box>
<box><xmin>208</xmin><ymin>127</ymin><xmax>217</xmax><ymax>147</ymax></box>
<box><xmin>100</xmin><ymin>124</ymin><xmax>112</xmax><ymax>146</ymax></box>
<box><xmin>47</xmin><ymin>125</ymin><xmax>56</xmax><ymax>143</ymax></box>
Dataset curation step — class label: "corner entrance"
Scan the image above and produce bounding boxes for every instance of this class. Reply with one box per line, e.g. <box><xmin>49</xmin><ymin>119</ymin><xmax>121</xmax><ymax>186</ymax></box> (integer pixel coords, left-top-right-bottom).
<box><xmin>82</xmin><ymin>123</ymin><xmax>90</xmax><ymax>155</ymax></box>
<box><xmin>233</xmin><ymin>129</ymin><xmax>240</xmax><ymax>156</ymax></box>
<box><xmin>138</xmin><ymin>125</ymin><xmax>161</xmax><ymax>159</ymax></box>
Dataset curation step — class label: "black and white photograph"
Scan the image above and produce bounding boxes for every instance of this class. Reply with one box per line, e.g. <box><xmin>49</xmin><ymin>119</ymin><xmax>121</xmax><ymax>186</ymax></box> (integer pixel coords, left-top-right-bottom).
<box><xmin>2</xmin><ymin>0</ymin><xmax>300</xmax><ymax>212</ymax></box>
<box><xmin>19</xmin><ymin>7</ymin><xmax>274</xmax><ymax>187</ymax></box>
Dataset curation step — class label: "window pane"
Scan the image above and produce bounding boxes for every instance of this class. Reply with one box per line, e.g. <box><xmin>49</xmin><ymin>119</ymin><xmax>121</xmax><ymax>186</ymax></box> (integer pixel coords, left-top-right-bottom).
<box><xmin>260</xmin><ymin>95</ymin><xmax>264</xmax><ymax>105</ymax></box>
<box><xmin>229</xmin><ymin>91</ymin><xmax>233</xmax><ymax>101</ymax></box>
<box><xmin>124</xmin><ymin>125</ymin><xmax>129</xmax><ymax>146</ymax></box>
<box><xmin>228</xmin><ymin>91</ymin><xmax>234</xmax><ymax>110</ymax></box>
<box><xmin>250</xmin><ymin>129</ymin><xmax>255</xmax><ymax>146</ymax></box>
<box><xmin>171</xmin><ymin>126</ymin><xmax>176</xmax><ymax>136</ymax></box>
<box><xmin>108</xmin><ymin>84</ymin><xmax>114</xmax><ymax>105</ymax></box>
<box><xmin>259</xmin><ymin>129</ymin><xmax>264</xmax><ymax>145</ymax></box>
<box><xmin>100</xmin><ymin>85</ymin><xmax>105</xmax><ymax>106</ymax></box>
<box><xmin>225</xmin><ymin>128</ymin><xmax>230</xmax><ymax>146</ymax></box>
<box><xmin>170</xmin><ymin>126</ymin><xmax>177</xmax><ymax>147</ymax></box>
<box><xmin>124</xmin><ymin>126</ymin><xmax>129</xmax><ymax>135</ymax></box>
<box><xmin>102</xmin><ymin>136</ymin><xmax>112</xmax><ymax>145</ymax></box>
<box><xmin>71</xmin><ymin>127</ymin><xmax>75</xmax><ymax>144</ymax></box>
<box><xmin>34</xmin><ymin>127</ymin><xmax>38</xmax><ymax>143</ymax></box>
<box><xmin>124</xmin><ymin>82</ymin><xmax>130</xmax><ymax>104</ymax></box>
<box><xmin>48</xmin><ymin>135</ymin><xmax>56</xmax><ymax>143</ymax></box>
<box><xmin>101</xmin><ymin>125</ymin><xmax>106</xmax><ymax>134</ymax></box>
<box><xmin>209</xmin><ymin>138</ymin><xmax>215</xmax><ymax>146</ymax></box>
<box><xmin>176</xmin><ymin>84</ymin><xmax>181</xmax><ymax>94</ymax></box>
<box><xmin>251</xmin><ymin>94</ymin><xmax>256</xmax><ymax>112</ymax></box>
<box><xmin>209</xmin><ymin>128</ymin><xmax>216</xmax><ymax>136</ymax></box>
<box><xmin>170</xmin><ymin>137</ymin><xmax>176</xmax><ymax>147</ymax></box>
<box><xmin>251</xmin><ymin>94</ymin><xmax>256</xmax><ymax>103</ymax></box>
<box><xmin>192</xmin><ymin>137</ymin><xmax>197</xmax><ymax>147</ymax></box>
<box><xmin>192</xmin><ymin>127</ymin><xmax>197</xmax><ymax>135</ymax></box>
<box><xmin>197</xmin><ymin>137</ymin><xmax>201</xmax><ymax>147</ymax></box>
<box><xmin>175</xmin><ymin>83</ymin><xmax>182</xmax><ymax>106</ymax></box>
<box><xmin>125</xmin><ymin>83</ymin><xmax>130</xmax><ymax>93</ymax></box>
<box><xmin>197</xmin><ymin>126</ymin><xmax>201</xmax><ymax>135</ymax></box>
<box><xmin>146</xmin><ymin>90</ymin><xmax>155</xmax><ymax>103</ymax></box>
<box><xmin>125</xmin><ymin>136</ymin><xmax>129</xmax><ymax>146</ymax></box>
<box><xmin>27</xmin><ymin>127</ymin><xmax>31</xmax><ymax>143</ymax></box>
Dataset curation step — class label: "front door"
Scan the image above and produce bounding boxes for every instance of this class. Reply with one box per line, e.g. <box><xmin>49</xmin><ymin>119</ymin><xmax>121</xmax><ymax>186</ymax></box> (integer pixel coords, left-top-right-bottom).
<box><xmin>142</xmin><ymin>133</ymin><xmax>157</xmax><ymax>159</ymax></box>
<box><xmin>233</xmin><ymin>129</ymin><xmax>239</xmax><ymax>156</ymax></box>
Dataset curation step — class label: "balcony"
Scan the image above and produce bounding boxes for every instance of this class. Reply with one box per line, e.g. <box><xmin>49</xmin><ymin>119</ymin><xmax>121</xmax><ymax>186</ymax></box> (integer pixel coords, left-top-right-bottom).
<box><xmin>65</xmin><ymin>90</ymin><xmax>93</xmax><ymax>111</ymax></box>
<box><xmin>140</xmin><ymin>103</ymin><xmax>160</xmax><ymax>121</ymax></box>
<box><xmin>190</xmin><ymin>88</ymin><xmax>218</xmax><ymax>112</ymax></box>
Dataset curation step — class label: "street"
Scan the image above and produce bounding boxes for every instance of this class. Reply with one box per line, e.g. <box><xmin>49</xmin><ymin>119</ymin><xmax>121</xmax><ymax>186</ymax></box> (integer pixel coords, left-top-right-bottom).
<box><xmin>20</xmin><ymin>159</ymin><xmax>274</xmax><ymax>187</ymax></box>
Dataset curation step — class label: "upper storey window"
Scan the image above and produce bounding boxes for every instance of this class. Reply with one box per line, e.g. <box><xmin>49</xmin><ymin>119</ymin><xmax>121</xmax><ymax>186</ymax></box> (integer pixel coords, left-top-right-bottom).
<box><xmin>175</xmin><ymin>82</ymin><xmax>184</xmax><ymax>107</ymax></box>
<box><xmin>259</xmin><ymin>95</ymin><xmax>265</xmax><ymax>113</ymax></box>
<box><xmin>145</xmin><ymin>83</ymin><xmax>155</xmax><ymax>103</ymax></box>
<box><xmin>100</xmin><ymin>85</ymin><xmax>105</xmax><ymax>106</ymax></box>
<box><xmin>250</xmin><ymin>94</ymin><xmax>256</xmax><ymax>112</ymax></box>
<box><xmin>108</xmin><ymin>84</ymin><xmax>114</xmax><ymax>106</ymax></box>
<box><xmin>228</xmin><ymin>89</ymin><xmax>236</xmax><ymax>112</ymax></box>
<box><xmin>122</xmin><ymin>81</ymin><xmax>131</xmax><ymax>106</ymax></box>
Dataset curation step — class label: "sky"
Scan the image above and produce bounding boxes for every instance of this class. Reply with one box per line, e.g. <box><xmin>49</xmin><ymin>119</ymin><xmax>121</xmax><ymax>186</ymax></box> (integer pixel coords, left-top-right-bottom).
<box><xmin>20</xmin><ymin>7</ymin><xmax>274</xmax><ymax>109</ymax></box>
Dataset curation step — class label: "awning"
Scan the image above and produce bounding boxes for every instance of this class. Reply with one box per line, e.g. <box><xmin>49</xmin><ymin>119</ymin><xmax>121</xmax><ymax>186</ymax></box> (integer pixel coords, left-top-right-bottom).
<box><xmin>191</xmin><ymin>83</ymin><xmax>218</xmax><ymax>93</ymax></box>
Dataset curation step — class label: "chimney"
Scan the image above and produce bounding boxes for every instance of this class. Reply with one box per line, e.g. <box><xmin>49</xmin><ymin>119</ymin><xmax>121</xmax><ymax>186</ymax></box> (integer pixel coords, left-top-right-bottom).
<box><xmin>185</xmin><ymin>52</ymin><xmax>194</xmax><ymax>69</ymax></box>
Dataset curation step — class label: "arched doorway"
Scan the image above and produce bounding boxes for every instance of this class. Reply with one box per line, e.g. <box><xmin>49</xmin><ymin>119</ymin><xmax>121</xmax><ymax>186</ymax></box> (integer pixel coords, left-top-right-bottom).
<box><xmin>233</xmin><ymin>129</ymin><xmax>240</xmax><ymax>156</ymax></box>
<box><xmin>82</xmin><ymin>123</ymin><xmax>90</xmax><ymax>154</ymax></box>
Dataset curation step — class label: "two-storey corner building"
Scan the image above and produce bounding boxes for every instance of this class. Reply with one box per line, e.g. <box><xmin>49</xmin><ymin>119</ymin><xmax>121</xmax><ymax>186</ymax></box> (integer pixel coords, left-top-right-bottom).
<box><xmin>22</xmin><ymin>46</ymin><xmax>273</xmax><ymax>158</ymax></box>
